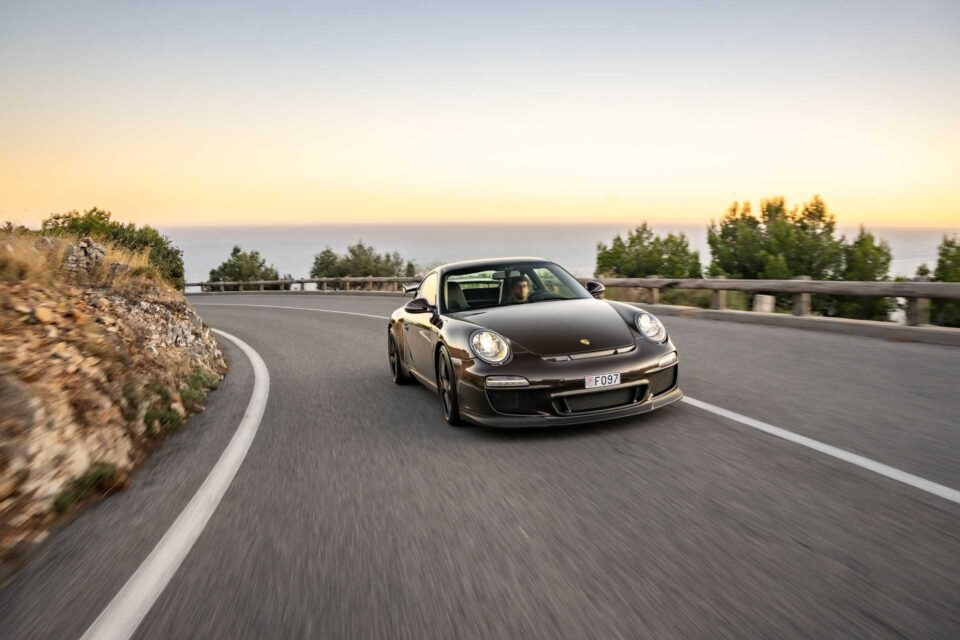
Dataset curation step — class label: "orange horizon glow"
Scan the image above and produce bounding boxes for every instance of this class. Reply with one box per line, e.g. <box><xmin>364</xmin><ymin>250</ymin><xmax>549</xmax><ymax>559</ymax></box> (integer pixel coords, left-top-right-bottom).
<box><xmin>2</xmin><ymin>3</ymin><xmax>958</xmax><ymax>231</ymax></box>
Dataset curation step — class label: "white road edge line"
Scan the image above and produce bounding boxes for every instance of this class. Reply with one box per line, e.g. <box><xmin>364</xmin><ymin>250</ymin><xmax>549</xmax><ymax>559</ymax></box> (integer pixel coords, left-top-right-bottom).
<box><xmin>79</xmin><ymin>329</ymin><xmax>270</xmax><ymax>640</ymax></box>
<box><xmin>682</xmin><ymin>396</ymin><xmax>960</xmax><ymax>505</ymax></box>
<box><xmin>193</xmin><ymin>301</ymin><xmax>960</xmax><ymax>506</ymax></box>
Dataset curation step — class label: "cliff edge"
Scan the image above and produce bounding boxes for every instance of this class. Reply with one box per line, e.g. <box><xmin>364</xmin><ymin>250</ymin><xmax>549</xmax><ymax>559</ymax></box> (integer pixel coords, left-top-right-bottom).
<box><xmin>1</xmin><ymin>234</ymin><xmax>225</xmax><ymax>561</ymax></box>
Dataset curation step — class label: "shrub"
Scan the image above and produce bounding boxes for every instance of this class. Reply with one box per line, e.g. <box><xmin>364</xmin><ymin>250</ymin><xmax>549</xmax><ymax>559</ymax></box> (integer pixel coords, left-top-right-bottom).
<box><xmin>54</xmin><ymin>464</ymin><xmax>122</xmax><ymax>514</ymax></box>
<box><xmin>41</xmin><ymin>208</ymin><xmax>184</xmax><ymax>288</ymax></box>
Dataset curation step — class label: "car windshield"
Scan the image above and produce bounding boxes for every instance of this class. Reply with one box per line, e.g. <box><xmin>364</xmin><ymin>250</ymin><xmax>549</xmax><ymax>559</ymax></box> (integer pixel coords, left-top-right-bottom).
<box><xmin>441</xmin><ymin>261</ymin><xmax>591</xmax><ymax>312</ymax></box>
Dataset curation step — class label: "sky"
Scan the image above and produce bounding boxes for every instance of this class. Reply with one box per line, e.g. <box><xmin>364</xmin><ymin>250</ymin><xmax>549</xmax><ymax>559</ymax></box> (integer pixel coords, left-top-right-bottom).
<box><xmin>1</xmin><ymin>0</ymin><xmax>958</xmax><ymax>228</ymax></box>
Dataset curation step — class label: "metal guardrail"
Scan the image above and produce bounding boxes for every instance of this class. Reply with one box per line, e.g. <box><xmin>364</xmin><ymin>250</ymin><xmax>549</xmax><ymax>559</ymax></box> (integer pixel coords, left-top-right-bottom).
<box><xmin>185</xmin><ymin>275</ymin><xmax>960</xmax><ymax>326</ymax></box>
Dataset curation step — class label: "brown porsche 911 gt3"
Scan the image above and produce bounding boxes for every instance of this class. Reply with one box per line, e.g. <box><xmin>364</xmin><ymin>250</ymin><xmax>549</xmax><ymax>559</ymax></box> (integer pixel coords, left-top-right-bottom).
<box><xmin>388</xmin><ymin>258</ymin><xmax>681</xmax><ymax>427</ymax></box>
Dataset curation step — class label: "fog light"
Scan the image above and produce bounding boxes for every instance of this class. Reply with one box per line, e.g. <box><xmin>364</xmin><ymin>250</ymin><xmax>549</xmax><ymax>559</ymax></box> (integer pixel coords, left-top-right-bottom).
<box><xmin>658</xmin><ymin>352</ymin><xmax>678</xmax><ymax>368</ymax></box>
<box><xmin>485</xmin><ymin>376</ymin><xmax>530</xmax><ymax>388</ymax></box>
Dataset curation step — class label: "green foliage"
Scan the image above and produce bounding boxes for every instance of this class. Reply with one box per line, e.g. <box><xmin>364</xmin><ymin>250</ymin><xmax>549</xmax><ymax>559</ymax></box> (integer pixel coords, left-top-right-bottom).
<box><xmin>181</xmin><ymin>366</ymin><xmax>220</xmax><ymax>410</ymax></box>
<box><xmin>54</xmin><ymin>464</ymin><xmax>121</xmax><ymax>514</ymax></box>
<box><xmin>595</xmin><ymin>223</ymin><xmax>702</xmax><ymax>278</ymax></box>
<box><xmin>2</xmin><ymin>221</ymin><xmax>30</xmax><ymax>234</ymax></box>
<box><xmin>208</xmin><ymin>246</ymin><xmax>286</xmax><ymax>290</ymax></box>
<box><xmin>826</xmin><ymin>227</ymin><xmax>894</xmax><ymax>320</ymax></box>
<box><xmin>41</xmin><ymin>207</ymin><xmax>184</xmax><ymax>288</ymax></box>
<box><xmin>144</xmin><ymin>405</ymin><xmax>183</xmax><ymax>435</ymax></box>
<box><xmin>928</xmin><ymin>235</ymin><xmax>960</xmax><ymax>327</ymax></box>
<box><xmin>707</xmin><ymin>196</ymin><xmax>843</xmax><ymax>281</ymax></box>
<box><xmin>707</xmin><ymin>196</ymin><xmax>894</xmax><ymax>316</ymax></box>
<box><xmin>310</xmin><ymin>241</ymin><xmax>411</xmax><ymax>278</ymax></box>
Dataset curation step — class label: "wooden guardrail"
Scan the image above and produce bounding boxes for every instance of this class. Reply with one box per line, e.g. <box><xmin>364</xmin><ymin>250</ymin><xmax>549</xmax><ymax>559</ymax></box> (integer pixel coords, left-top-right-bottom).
<box><xmin>184</xmin><ymin>276</ymin><xmax>417</xmax><ymax>293</ymax></box>
<box><xmin>185</xmin><ymin>275</ymin><xmax>960</xmax><ymax>326</ymax></box>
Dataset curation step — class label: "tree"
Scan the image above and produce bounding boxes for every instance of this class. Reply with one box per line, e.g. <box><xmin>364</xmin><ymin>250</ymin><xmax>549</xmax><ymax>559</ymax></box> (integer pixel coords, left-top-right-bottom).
<box><xmin>927</xmin><ymin>235</ymin><xmax>960</xmax><ymax>327</ymax></box>
<box><xmin>208</xmin><ymin>246</ymin><xmax>283</xmax><ymax>291</ymax></box>
<box><xmin>310</xmin><ymin>248</ymin><xmax>342</xmax><ymax>278</ymax></box>
<box><xmin>595</xmin><ymin>223</ymin><xmax>701</xmax><ymax>278</ymax></box>
<box><xmin>708</xmin><ymin>195</ymin><xmax>848</xmax><ymax>313</ymax></box>
<box><xmin>708</xmin><ymin>196</ymin><xmax>843</xmax><ymax>281</ymax></box>
<box><xmin>2</xmin><ymin>221</ymin><xmax>30</xmax><ymax>234</ymax></box>
<box><xmin>828</xmin><ymin>227</ymin><xmax>894</xmax><ymax>321</ymax></box>
<box><xmin>309</xmin><ymin>242</ymin><xmax>411</xmax><ymax>278</ymax></box>
<box><xmin>706</xmin><ymin>202</ymin><xmax>766</xmax><ymax>279</ymax></box>
<box><xmin>42</xmin><ymin>207</ymin><xmax>185</xmax><ymax>288</ymax></box>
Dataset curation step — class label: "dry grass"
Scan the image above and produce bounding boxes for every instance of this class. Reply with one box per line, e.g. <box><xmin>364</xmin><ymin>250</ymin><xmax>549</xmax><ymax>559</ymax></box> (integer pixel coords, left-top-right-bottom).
<box><xmin>0</xmin><ymin>231</ymin><xmax>173</xmax><ymax>296</ymax></box>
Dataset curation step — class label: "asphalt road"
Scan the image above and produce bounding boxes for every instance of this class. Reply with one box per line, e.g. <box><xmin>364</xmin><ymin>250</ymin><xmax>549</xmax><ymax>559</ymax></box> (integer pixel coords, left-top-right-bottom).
<box><xmin>2</xmin><ymin>293</ymin><xmax>959</xmax><ymax>639</ymax></box>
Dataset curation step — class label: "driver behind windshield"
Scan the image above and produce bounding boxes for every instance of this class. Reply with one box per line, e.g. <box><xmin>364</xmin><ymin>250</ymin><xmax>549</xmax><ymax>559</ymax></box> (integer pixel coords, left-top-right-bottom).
<box><xmin>510</xmin><ymin>275</ymin><xmax>531</xmax><ymax>303</ymax></box>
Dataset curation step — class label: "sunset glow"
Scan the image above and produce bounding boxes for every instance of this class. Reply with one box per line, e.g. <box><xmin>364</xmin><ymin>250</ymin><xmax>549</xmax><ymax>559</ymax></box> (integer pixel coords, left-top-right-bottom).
<box><xmin>2</xmin><ymin>1</ymin><xmax>958</xmax><ymax>228</ymax></box>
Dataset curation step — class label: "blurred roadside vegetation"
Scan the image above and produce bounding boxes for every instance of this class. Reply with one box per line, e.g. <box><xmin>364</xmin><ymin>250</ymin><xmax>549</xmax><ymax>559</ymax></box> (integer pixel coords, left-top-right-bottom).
<box><xmin>596</xmin><ymin>195</ymin><xmax>958</xmax><ymax>325</ymax></box>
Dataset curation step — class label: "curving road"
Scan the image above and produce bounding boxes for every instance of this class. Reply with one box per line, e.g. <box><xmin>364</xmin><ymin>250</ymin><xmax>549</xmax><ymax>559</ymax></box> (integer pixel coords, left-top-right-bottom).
<box><xmin>2</xmin><ymin>293</ymin><xmax>959</xmax><ymax>639</ymax></box>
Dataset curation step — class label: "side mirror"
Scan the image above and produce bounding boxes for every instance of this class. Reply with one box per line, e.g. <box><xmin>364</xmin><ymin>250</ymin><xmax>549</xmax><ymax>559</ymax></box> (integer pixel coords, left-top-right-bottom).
<box><xmin>404</xmin><ymin>297</ymin><xmax>432</xmax><ymax>314</ymax></box>
<box><xmin>403</xmin><ymin>283</ymin><xmax>420</xmax><ymax>298</ymax></box>
<box><xmin>585</xmin><ymin>280</ymin><xmax>606</xmax><ymax>299</ymax></box>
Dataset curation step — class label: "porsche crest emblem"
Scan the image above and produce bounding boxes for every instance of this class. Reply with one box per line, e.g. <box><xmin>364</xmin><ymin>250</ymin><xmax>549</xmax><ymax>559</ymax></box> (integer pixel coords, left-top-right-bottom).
<box><xmin>579</xmin><ymin>338</ymin><xmax>590</xmax><ymax>346</ymax></box>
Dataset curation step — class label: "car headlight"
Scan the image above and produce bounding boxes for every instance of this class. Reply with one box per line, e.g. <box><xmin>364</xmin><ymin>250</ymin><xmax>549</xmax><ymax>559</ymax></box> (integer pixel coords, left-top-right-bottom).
<box><xmin>470</xmin><ymin>330</ymin><xmax>511</xmax><ymax>364</ymax></box>
<box><xmin>636</xmin><ymin>312</ymin><xmax>667</xmax><ymax>343</ymax></box>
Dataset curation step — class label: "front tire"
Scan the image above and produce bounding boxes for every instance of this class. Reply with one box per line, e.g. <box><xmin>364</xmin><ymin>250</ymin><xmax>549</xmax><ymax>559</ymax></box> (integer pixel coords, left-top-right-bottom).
<box><xmin>437</xmin><ymin>346</ymin><xmax>463</xmax><ymax>426</ymax></box>
<box><xmin>388</xmin><ymin>333</ymin><xmax>412</xmax><ymax>385</ymax></box>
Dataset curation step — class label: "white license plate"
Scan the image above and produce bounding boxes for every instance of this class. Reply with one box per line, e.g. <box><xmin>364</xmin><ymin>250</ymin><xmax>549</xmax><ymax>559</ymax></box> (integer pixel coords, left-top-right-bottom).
<box><xmin>585</xmin><ymin>372</ymin><xmax>621</xmax><ymax>389</ymax></box>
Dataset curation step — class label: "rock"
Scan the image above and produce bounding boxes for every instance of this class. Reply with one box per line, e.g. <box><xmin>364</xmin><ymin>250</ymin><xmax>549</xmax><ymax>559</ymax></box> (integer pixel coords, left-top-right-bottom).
<box><xmin>31</xmin><ymin>306</ymin><xmax>55</xmax><ymax>324</ymax></box>
<box><xmin>1</xmin><ymin>266</ymin><xmax>226</xmax><ymax>559</ymax></box>
<box><xmin>170</xmin><ymin>401</ymin><xmax>187</xmax><ymax>419</ymax></box>
<box><xmin>63</xmin><ymin>238</ymin><xmax>107</xmax><ymax>275</ymax></box>
<box><xmin>0</xmin><ymin>476</ymin><xmax>17</xmax><ymax>501</ymax></box>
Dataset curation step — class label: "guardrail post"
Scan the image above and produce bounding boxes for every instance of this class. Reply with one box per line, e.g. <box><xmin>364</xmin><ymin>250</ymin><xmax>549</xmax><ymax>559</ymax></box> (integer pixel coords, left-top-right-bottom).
<box><xmin>259</xmin><ymin>282</ymin><xmax>264</xmax><ymax>291</ymax></box>
<box><xmin>792</xmin><ymin>276</ymin><xmax>811</xmax><ymax>316</ymax></box>
<box><xmin>906</xmin><ymin>276</ymin><xmax>931</xmax><ymax>326</ymax></box>
<box><xmin>711</xmin><ymin>276</ymin><xmax>726</xmax><ymax>310</ymax></box>
<box><xmin>646</xmin><ymin>275</ymin><xmax>660</xmax><ymax>304</ymax></box>
<box><xmin>219</xmin><ymin>278</ymin><xmax>225</xmax><ymax>293</ymax></box>
<box><xmin>366</xmin><ymin>277</ymin><xmax>373</xmax><ymax>291</ymax></box>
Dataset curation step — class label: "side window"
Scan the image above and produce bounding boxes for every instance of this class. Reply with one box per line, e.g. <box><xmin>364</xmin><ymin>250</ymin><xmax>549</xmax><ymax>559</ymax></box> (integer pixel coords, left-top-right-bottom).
<box><xmin>534</xmin><ymin>267</ymin><xmax>569</xmax><ymax>295</ymax></box>
<box><xmin>417</xmin><ymin>273</ymin><xmax>438</xmax><ymax>306</ymax></box>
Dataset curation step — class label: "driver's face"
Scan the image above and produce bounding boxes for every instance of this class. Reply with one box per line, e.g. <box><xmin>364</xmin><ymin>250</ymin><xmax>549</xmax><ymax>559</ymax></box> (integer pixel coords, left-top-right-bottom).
<box><xmin>512</xmin><ymin>279</ymin><xmax>530</xmax><ymax>302</ymax></box>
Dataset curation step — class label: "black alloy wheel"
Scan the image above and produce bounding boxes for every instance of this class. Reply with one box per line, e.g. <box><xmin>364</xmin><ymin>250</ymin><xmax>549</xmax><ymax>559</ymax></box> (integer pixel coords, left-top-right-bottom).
<box><xmin>388</xmin><ymin>333</ymin><xmax>412</xmax><ymax>385</ymax></box>
<box><xmin>437</xmin><ymin>346</ymin><xmax>463</xmax><ymax>426</ymax></box>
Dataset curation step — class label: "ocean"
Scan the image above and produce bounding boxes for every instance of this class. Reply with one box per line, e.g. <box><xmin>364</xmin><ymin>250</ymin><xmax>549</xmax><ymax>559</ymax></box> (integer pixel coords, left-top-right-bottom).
<box><xmin>160</xmin><ymin>223</ymin><xmax>959</xmax><ymax>285</ymax></box>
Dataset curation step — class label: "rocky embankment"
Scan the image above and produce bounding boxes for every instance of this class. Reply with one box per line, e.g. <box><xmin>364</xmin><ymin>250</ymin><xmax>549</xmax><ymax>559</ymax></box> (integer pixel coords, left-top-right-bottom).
<box><xmin>0</xmin><ymin>237</ymin><xmax>225</xmax><ymax>561</ymax></box>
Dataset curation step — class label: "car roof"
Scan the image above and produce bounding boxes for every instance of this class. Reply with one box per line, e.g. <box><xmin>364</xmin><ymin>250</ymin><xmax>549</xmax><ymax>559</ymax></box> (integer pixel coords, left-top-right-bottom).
<box><xmin>433</xmin><ymin>257</ymin><xmax>553</xmax><ymax>276</ymax></box>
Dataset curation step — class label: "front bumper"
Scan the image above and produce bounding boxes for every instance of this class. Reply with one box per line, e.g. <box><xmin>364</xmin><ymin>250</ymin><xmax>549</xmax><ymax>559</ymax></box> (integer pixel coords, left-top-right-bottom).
<box><xmin>460</xmin><ymin>385</ymin><xmax>682</xmax><ymax>427</ymax></box>
<box><xmin>454</xmin><ymin>342</ymin><xmax>682</xmax><ymax>427</ymax></box>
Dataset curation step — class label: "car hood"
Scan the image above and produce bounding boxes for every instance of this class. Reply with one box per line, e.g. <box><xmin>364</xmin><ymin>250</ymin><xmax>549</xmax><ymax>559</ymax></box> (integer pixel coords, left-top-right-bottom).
<box><xmin>455</xmin><ymin>299</ymin><xmax>635</xmax><ymax>356</ymax></box>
